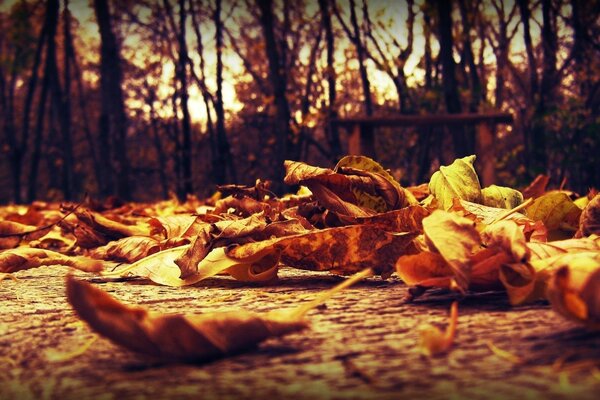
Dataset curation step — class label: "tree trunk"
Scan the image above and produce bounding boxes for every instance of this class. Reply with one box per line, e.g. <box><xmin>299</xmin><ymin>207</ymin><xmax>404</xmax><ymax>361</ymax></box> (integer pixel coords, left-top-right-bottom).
<box><xmin>517</xmin><ymin>0</ymin><xmax>538</xmax><ymax>103</ymax></box>
<box><xmin>457</xmin><ymin>0</ymin><xmax>482</xmax><ymax>111</ymax></box>
<box><xmin>28</xmin><ymin>0</ymin><xmax>60</xmax><ymax>201</ymax></box>
<box><xmin>59</xmin><ymin>0</ymin><xmax>75</xmax><ymax>200</ymax></box>
<box><xmin>348</xmin><ymin>0</ymin><xmax>375</xmax><ymax>157</ymax></box>
<box><xmin>436</xmin><ymin>0</ymin><xmax>472</xmax><ymax>157</ymax></box>
<box><xmin>257</xmin><ymin>0</ymin><xmax>292</xmax><ymax>195</ymax></box>
<box><xmin>319</xmin><ymin>0</ymin><xmax>341</xmax><ymax>162</ymax></box>
<box><xmin>213</xmin><ymin>0</ymin><xmax>236</xmax><ymax>185</ymax></box>
<box><xmin>94</xmin><ymin>0</ymin><xmax>131</xmax><ymax>199</ymax></box>
<box><xmin>176</xmin><ymin>0</ymin><xmax>193</xmax><ymax>199</ymax></box>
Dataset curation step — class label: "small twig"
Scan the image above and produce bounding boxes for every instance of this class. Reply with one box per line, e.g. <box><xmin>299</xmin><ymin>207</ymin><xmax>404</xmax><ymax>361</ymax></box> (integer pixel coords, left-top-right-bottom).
<box><xmin>490</xmin><ymin>197</ymin><xmax>534</xmax><ymax>225</ymax></box>
<box><xmin>0</xmin><ymin>198</ymin><xmax>86</xmax><ymax>239</ymax></box>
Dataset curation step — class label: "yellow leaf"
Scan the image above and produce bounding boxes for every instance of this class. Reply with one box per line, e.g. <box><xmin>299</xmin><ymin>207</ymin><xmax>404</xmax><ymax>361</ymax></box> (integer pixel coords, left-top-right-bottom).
<box><xmin>525</xmin><ymin>191</ymin><xmax>581</xmax><ymax>240</ymax></box>
<box><xmin>546</xmin><ymin>252</ymin><xmax>600</xmax><ymax>328</ymax></box>
<box><xmin>481</xmin><ymin>185</ymin><xmax>524</xmax><ymax>209</ymax></box>
<box><xmin>422</xmin><ymin>210</ymin><xmax>481</xmax><ymax>291</ymax></box>
<box><xmin>429</xmin><ymin>155</ymin><xmax>482</xmax><ymax>210</ymax></box>
<box><xmin>418</xmin><ymin>301</ymin><xmax>458</xmax><ymax>357</ymax></box>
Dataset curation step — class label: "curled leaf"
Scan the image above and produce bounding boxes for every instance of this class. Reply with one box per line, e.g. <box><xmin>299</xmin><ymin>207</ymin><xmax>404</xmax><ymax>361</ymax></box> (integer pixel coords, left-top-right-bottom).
<box><xmin>0</xmin><ymin>248</ymin><xmax>103</xmax><ymax>273</ymax></box>
<box><xmin>67</xmin><ymin>269</ymin><xmax>372</xmax><ymax>362</ymax></box>
<box><xmin>90</xmin><ymin>236</ymin><xmax>161</xmax><ymax>263</ymax></box>
<box><xmin>418</xmin><ymin>302</ymin><xmax>458</xmax><ymax>357</ymax></box>
<box><xmin>546</xmin><ymin>252</ymin><xmax>600</xmax><ymax>328</ymax></box>
<box><xmin>525</xmin><ymin>192</ymin><xmax>581</xmax><ymax>240</ymax></box>
<box><xmin>422</xmin><ymin>210</ymin><xmax>481</xmax><ymax>290</ymax></box>
<box><xmin>481</xmin><ymin>185</ymin><xmax>524</xmax><ymax>209</ymax></box>
<box><xmin>66</xmin><ymin>277</ymin><xmax>307</xmax><ymax>362</ymax></box>
<box><xmin>396</xmin><ymin>252</ymin><xmax>453</xmax><ymax>287</ymax></box>
<box><xmin>577</xmin><ymin>194</ymin><xmax>600</xmax><ymax>237</ymax></box>
<box><xmin>428</xmin><ymin>155</ymin><xmax>482</xmax><ymax>210</ymax></box>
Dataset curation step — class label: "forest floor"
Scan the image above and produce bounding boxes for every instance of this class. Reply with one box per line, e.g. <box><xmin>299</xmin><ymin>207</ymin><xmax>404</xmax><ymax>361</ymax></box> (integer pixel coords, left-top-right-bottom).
<box><xmin>2</xmin><ymin>266</ymin><xmax>600</xmax><ymax>400</ymax></box>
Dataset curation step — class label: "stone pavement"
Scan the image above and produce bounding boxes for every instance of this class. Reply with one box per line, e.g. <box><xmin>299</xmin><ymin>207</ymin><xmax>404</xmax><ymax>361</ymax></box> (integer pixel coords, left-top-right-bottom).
<box><xmin>2</xmin><ymin>266</ymin><xmax>600</xmax><ymax>400</ymax></box>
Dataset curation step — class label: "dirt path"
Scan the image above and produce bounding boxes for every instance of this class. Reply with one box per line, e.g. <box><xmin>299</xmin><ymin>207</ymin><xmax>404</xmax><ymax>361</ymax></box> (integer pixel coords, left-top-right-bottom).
<box><xmin>2</xmin><ymin>266</ymin><xmax>600</xmax><ymax>400</ymax></box>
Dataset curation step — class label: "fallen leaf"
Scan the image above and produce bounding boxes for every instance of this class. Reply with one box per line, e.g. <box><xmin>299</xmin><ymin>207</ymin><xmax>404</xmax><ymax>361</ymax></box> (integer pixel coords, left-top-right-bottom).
<box><xmin>428</xmin><ymin>155</ymin><xmax>482</xmax><ymax>210</ymax></box>
<box><xmin>0</xmin><ymin>221</ymin><xmax>48</xmax><ymax>250</ymax></box>
<box><xmin>577</xmin><ymin>194</ymin><xmax>600</xmax><ymax>237</ymax></box>
<box><xmin>396</xmin><ymin>252</ymin><xmax>454</xmax><ymax>287</ymax></box>
<box><xmin>418</xmin><ymin>301</ymin><xmax>458</xmax><ymax>356</ymax></box>
<box><xmin>481</xmin><ymin>185</ymin><xmax>524</xmax><ymax>209</ymax></box>
<box><xmin>334</xmin><ymin>155</ymin><xmax>417</xmax><ymax>208</ymax></box>
<box><xmin>422</xmin><ymin>210</ymin><xmax>481</xmax><ymax>290</ymax></box>
<box><xmin>501</xmin><ymin>247</ymin><xmax>600</xmax><ymax>306</ymax></box>
<box><xmin>229</xmin><ymin>225</ymin><xmax>416</xmax><ymax>276</ymax></box>
<box><xmin>528</xmin><ymin>235</ymin><xmax>600</xmax><ymax>260</ymax></box>
<box><xmin>90</xmin><ymin>236</ymin><xmax>161</xmax><ymax>263</ymax></box>
<box><xmin>522</xmin><ymin>174</ymin><xmax>550</xmax><ymax>199</ymax></box>
<box><xmin>0</xmin><ymin>248</ymin><xmax>103</xmax><ymax>273</ymax></box>
<box><xmin>66</xmin><ymin>269</ymin><xmax>372</xmax><ymax>362</ymax></box>
<box><xmin>525</xmin><ymin>191</ymin><xmax>581</xmax><ymax>240</ymax></box>
<box><xmin>546</xmin><ymin>252</ymin><xmax>600</xmax><ymax>328</ymax></box>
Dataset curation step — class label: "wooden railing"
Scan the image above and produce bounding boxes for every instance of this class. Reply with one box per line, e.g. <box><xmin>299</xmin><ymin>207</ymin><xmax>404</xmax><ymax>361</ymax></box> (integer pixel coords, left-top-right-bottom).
<box><xmin>331</xmin><ymin>112</ymin><xmax>514</xmax><ymax>186</ymax></box>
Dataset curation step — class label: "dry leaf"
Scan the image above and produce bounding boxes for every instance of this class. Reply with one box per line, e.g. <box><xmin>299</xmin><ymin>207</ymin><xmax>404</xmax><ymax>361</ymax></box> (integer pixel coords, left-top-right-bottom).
<box><xmin>525</xmin><ymin>191</ymin><xmax>581</xmax><ymax>240</ymax></box>
<box><xmin>522</xmin><ymin>174</ymin><xmax>550</xmax><ymax>199</ymax></box>
<box><xmin>422</xmin><ymin>210</ymin><xmax>481</xmax><ymax>290</ymax></box>
<box><xmin>500</xmin><ymin>246</ymin><xmax>600</xmax><ymax>306</ymax></box>
<box><xmin>396</xmin><ymin>252</ymin><xmax>454</xmax><ymax>287</ymax></box>
<box><xmin>528</xmin><ymin>235</ymin><xmax>600</xmax><ymax>260</ymax></box>
<box><xmin>428</xmin><ymin>155</ymin><xmax>482</xmax><ymax>210</ymax></box>
<box><xmin>334</xmin><ymin>155</ymin><xmax>417</xmax><ymax>208</ymax></box>
<box><xmin>67</xmin><ymin>269</ymin><xmax>372</xmax><ymax>362</ymax></box>
<box><xmin>0</xmin><ymin>248</ymin><xmax>103</xmax><ymax>273</ymax></box>
<box><xmin>90</xmin><ymin>236</ymin><xmax>161</xmax><ymax>263</ymax></box>
<box><xmin>66</xmin><ymin>276</ymin><xmax>306</xmax><ymax>362</ymax></box>
<box><xmin>577</xmin><ymin>194</ymin><xmax>600</xmax><ymax>237</ymax></box>
<box><xmin>418</xmin><ymin>302</ymin><xmax>458</xmax><ymax>357</ymax></box>
<box><xmin>546</xmin><ymin>252</ymin><xmax>600</xmax><ymax>328</ymax></box>
<box><xmin>481</xmin><ymin>185</ymin><xmax>524</xmax><ymax>209</ymax></box>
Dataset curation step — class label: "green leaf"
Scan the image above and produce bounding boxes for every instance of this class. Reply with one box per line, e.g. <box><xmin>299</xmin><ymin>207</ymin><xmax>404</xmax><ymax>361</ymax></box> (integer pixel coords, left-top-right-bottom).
<box><xmin>428</xmin><ymin>155</ymin><xmax>482</xmax><ymax>210</ymax></box>
<box><xmin>481</xmin><ymin>185</ymin><xmax>524</xmax><ymax>209</ymax></box>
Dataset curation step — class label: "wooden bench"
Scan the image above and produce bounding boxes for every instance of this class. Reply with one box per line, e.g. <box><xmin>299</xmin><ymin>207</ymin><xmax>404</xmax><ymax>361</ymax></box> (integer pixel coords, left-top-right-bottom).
<box><xmin>331</xmin><ymin>113</ymin><xmax>514</xmax><ymax>186</ymax></box>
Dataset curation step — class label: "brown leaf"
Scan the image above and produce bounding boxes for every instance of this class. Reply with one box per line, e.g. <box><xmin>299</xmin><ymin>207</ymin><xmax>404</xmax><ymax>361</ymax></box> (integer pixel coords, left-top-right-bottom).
<box><xmin>338</xmin><ymin>205</ymin><xmax>430</xmax><ymax>233</ymax></box>
<box><xmin>522</xmin><ymin>174</ymin><xmax>550</xmax><ymax>199</ymax></box>
<box><xmin>396</xmin><ymin>252</ymin><xmax>454</xmax><ymax>287</ymax></box>
<box><xmin>577</xmin><ymin>194</ymin><xmax>600</xmax><ymax>237</ymax></box>
<box><xmin>0</xmin><ymin>248</ymin><xmax>103</xmax><ymax>273</ymax></box>
<box><xmin>418</xmin><ymin>302</ymin><xmax>458</xmax><ymax>357</ymax></box>
<box><xmin>284</xmin><ymin>159</ymin><xmax>407</xmax><ymax>217</ymax></box>
<box><xmin>67</xmin><ymin>269</ymin><xmax>372</xmax><ymax>361</ymax></box>
<box><xmin>0</xmin><ymin>221</ymin><xmax>37</xmax><ymax>249</ymax></box>
<box><xmin>546</xmin><ymin>252</ymin><xmax>600</xmax><ymax>328</ymax></box>
<box><xmin>228</xmin><ymin>225</ymin><xmax>417</xmax><ymax>276</ymax></box>
<box><xmin>213</xmin><ymin>196</ymin><xmax>274</xmax><ymax>218</ymax></box>
<box><xmin>90</xmin><ymin>236</ymin><xmax>161</xmax><ymax>263</ymax></box>
<box><xmin>422</xmin><ymin>210</ymin><xmax>481</xmax><ymax>291</ymax></box>
<box><xmin>500</xmin><ymin>237</ymin><xmax>600</xmax><ymax>305</ymax></box>
<box><xmin>66</xmin><ymin>277</ymin><xmax>307</xmax><ymax>362</ymax></box>
<box><xmin>148</xmin><ymin>214</ymin><xmax>199</xmax><ymax>239</ymax></box>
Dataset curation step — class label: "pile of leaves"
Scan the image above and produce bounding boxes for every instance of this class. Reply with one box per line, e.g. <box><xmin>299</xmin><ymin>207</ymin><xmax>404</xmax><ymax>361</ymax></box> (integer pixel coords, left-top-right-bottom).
<box><xmin>1</xmin><ymin>155</ymin><xmax>599</xmax><ymax>361</ymax></box>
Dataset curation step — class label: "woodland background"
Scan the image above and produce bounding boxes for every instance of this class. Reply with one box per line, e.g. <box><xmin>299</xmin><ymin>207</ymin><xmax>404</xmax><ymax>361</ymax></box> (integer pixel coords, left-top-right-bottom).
<box><xmin>0</xmin><ymin>0</ymin><xmax>598</xmax><ymax>203</ymax></box>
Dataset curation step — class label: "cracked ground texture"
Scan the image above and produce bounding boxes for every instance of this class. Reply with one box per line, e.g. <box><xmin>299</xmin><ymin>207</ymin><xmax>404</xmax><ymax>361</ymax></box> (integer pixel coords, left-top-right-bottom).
<box><xmin>2</xmin><ymin>265</ymin><xmax>600</xmax><ymax>400</ymax></box>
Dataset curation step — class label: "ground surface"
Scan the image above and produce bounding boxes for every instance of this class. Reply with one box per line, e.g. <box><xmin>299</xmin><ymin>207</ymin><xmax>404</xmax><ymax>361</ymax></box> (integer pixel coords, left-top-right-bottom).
<box><xmin>2</xmin><ymin>266</ymin><xmax>600</xmax><ymax>400</ymax></box>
